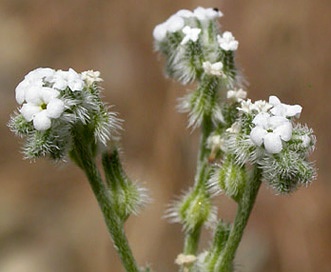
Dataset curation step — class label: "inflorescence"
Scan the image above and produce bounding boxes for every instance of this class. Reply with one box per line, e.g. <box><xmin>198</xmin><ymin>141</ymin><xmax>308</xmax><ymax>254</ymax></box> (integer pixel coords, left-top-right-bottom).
<box><xmin>9</xmin><ymin>68</ymin><xmax>120</xmax><ymax>160</ymax></box>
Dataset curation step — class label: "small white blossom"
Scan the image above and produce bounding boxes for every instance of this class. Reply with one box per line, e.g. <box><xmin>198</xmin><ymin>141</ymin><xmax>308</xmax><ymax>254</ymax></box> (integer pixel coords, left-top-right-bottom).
<box><xmin>153</xmin><ymin>15</ymin><xmax>185</xmax><ymax>42</ymax></box>
<box><xmin>227</xmin><ymin>88</ymin><xmax>247</xmax><ymax>102</ymax></box>
<box><xmin>269</xmin><ymin>95</ymin><xmax>302</xmax><ymax>118</ymax></box>
<box><xmin>24</xmin><ymin>67</ymin><xmax>56</xmax><ymax>82</ymax></box>
<box><xmin>15</xmin><ymin>68</ymin><xmax>55</xmax><ymax>104</ymax></box>
<box><xmin>153</xmin><ymin>22</ymin><xmax>168</xmax><ymax>41</ymax></box>
<box><xmin>217</xmin><ymin>31</ymin><xmax>239</xmax><ymax>51</ymax></box>
<box><xmin>253</xmin><ymin>100</ymin><xmax>273</xmax><ymax>113</ymax></box>
<box><xmin>176</xmin><ymin>9</ymin><xmax>195</xmax><ymax>18</ymax></box>
<box><xmin>202</xmin><ymin>61</ymin><xmax>224</xmax><ymax>76</ymax></box>
<box><xmin>237</xmin><ymin>99</ymin><xmax>254</xmax><ymax>114</ymax></box>
<box><xmin>166</xmin><ymin>15</ymin><xmax>185</xmax><ymax>33</ymax></box>
<box><xmin>51</xmin><ymin>68</ymin><xmax>85</xmax><ymax>91</ymax></box>
<box><xmin>20</xmin><ymin>87</ymin><xmax>65</xmax><ymax>131</ymax></box>
<box><xmin>238</xmin><ymin>99</ymin><xmax>272</xmax><ymax>114</ymax></box>
<box><xmin>250</xmin><ymin>112</ymin><xmax>293</xmax><ymax>154</ymax></box>
<box><xmin>193</xmin><ymin>7</ymin><xmax>223</xmax><ymax>21</ymax></box>
<box><xmin>82</xmin><ymin>70</ymin><xmax>103</xmax><ymax>86</ymax></box>
<box><xmin>181</xmin><ymin>26</ymin><xmax>201</xmax><ymax>45</ymax></box>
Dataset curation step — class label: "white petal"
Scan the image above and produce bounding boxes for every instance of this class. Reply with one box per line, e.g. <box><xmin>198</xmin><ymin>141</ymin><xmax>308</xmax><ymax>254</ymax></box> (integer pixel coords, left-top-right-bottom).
<box><xmin>153</xmin><ymin>23</ymin><xmax>168</xmax><ymax>41</ymax></box>
<box><xmin>285</xmin><ymin>105</ymin><xmax>302</xmax><ymax>118</ymax></box>
<box><xmin>166</xmin><ymin>15</ymin><xmax>184</xmax><ymax>33</ymax></box>
<box><xmin>46</xmin><ymin>99</ymin><xmax>65</xmax><ymax>118</ymax></box>
<box><xmin>33</xmin><ymin>111</ymin><xmax>51</xmax><ymax>131</ymax></box>
<box><xmin>268</xmin><ymin>95</ymin><xmax>281</xmax><ymax>106</ymax></box>
<box><xmin>252</xmin><ymin>112</ymin><xmax>270</xmax><ymax>127</ymax></box>
<box><xmin>270</xmin><ymin>105</ymin><xmax>286</xmax><ymax>116</ymax></box>
<box><xmin>268</xmin><ymin>115</ymin><xmax>289</xmax><ymax>129</ymax></box>
<box><xmin>274</xmin><ymin>122</ymin><xmax>293</xmax><ymax>141</ymax></box>
<box><xmin>25</xmin><ymin>67</ymin><xmax>55</xmax><ymax>81</ymax></box>
<box><xmin>68</xmin><ymin>79</ymin><xmax>84</xmax><ymax>91</ymax></box>
<box><xmin>53</xmin><ymin>78</ymin><xmax>68</xmax><ymax>90</ymax></box>
<box><xmin>176</xmin><ymin>9</ymin><xmax>194</xmax><ymax>18</ymax></box>
<box><xmin>15</xmin><ymin>80</ymin><xmax>29</xmax><ymax>104</ymax></box>
<box><xmin>40</xmin><ymin>87</ymin><xmax>60</xmax><ymax>103</ymax></box>
<box><xmin>263</xmin><ymin>133</ymin><xmax>283</xmax><ymax>154</ymax></box>
<box><xmin>20</xmin><ymin>103</ymin><xmax>41</xmax><ymax>122</ymax></box>
<box><xmin>250</xmin><ymin>126</ymin><xmax>267</xmax><ymax>146</ymax></box>
<box><xmin>25</xmin><ymin>86</ymin><xmax>43</xmax><ymax>104</ymax></box>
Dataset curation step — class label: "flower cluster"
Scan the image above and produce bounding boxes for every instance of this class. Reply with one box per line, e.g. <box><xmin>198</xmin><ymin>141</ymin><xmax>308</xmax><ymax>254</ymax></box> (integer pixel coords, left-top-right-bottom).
<box><xmin>154</xmin><ymin>7</ymin><xmax>243</xmax><ymax>130</ymax></box>
<box><xmin>210</xmin><ymin>94</ymin><xmax>316</xmax><ymax>194</ymax></box>
<box><xmin>9</xmin><ymin>67</ymin><xmax>120</xmax><ymax>160</ymax></box>
<box><xmin>153</xmin><ymin>6</ymin><xmax>239</xmax><ymax>86</ymax></box>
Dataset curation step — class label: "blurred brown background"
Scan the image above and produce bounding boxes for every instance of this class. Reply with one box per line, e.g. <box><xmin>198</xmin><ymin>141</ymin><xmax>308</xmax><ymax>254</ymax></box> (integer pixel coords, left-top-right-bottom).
<box><xmin>0</xmin><ymin>1</ymin><xmax>330</xmax><ymax>271</ymax></box>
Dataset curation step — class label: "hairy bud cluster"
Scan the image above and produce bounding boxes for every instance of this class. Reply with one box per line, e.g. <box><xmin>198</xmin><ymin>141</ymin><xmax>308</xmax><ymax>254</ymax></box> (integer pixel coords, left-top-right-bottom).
<box><xmin>9</xmin><ymin>67</ymin><xmax>120</xmax><ymax>160</ymax></box>
<box><xmin>153</xmin><ymin>7</ymin><xmax>239</xmax><ymax>85</ymax></box>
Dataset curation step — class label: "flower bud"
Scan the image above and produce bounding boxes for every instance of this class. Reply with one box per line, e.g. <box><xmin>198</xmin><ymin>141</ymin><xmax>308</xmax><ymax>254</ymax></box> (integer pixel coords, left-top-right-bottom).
<box><xmin>209</xmin><ymin>155</ymin><xmax>247</xmax><ymax>201</ymax></box>
<box><xmin>259</xmin><ymin>151</ymin><xmax>316</xmax><ymax>194</ymax></box>
<box><xmin>102</xmin><ymin>149</ymin><xmax>149</xmax><ymax>221</ymax></box>
<box><xmin>167</xmin><ymin>188</ymin><xmax>216</xmax><ymax>231</ymax></box>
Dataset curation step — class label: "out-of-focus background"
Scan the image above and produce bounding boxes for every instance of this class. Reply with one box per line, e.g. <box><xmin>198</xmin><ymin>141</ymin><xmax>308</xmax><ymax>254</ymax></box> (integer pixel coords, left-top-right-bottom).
<box><xmin>0</xmin><ymin>1</ymin><xmax>330</xmax><ymax>271</ymax></box>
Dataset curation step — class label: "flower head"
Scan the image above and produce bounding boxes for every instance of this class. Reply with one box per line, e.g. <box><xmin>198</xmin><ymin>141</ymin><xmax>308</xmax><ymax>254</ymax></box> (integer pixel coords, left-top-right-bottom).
<box><xmin>217</xmin><ymin>31</ymin><xmax>239</xmax><ymax>51</ymax></box>
<box><xmin>9</xmin><ymin>67</ymin><xmax>120</xmax><ymax>160</ymax></box>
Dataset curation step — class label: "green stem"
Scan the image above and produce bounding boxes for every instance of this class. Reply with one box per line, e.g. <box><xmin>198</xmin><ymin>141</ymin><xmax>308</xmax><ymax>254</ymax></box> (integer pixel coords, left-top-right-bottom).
<box><xmin>71</xmin><ymin>133</ymin><xmax>140</xmax><ymax>272</ymax></box>
<box><xmin>215</xmin><ymin>166</ymin><xmax>262</xmax><ymax>272</ymax></box>
<box><xmin>183</xmin><ymin>115</ymin><xmax>213</xmax><ymax>256</ymax></box>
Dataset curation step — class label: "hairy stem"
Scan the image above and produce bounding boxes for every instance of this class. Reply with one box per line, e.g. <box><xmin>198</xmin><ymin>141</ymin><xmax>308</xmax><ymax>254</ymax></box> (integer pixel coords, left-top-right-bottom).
<box><xmin>183</xmin><ymin>115</ymin><xmax>213</xmax><ymax>257</ymax></box>
<box><xmin>71</xmin><ymin>131</ymin><xmax>140</xmax><ymax>272</ymax></box>
<box><xmin>215</xmin><ymin>166</ymin><xmax>262</xmax><ymax>271</ymax></box>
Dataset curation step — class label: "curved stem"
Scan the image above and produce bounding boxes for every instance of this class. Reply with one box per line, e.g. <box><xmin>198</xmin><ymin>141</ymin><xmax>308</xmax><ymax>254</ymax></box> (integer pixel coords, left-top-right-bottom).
<box><xmin>215</xmin><ymin>166</ymin><xmax>262</xmax><ymax>272</ymax></box>
<box><xmin>71</xmin><ymin>133</ymin><xmax>140</xmax><ymax>272</ymax></box>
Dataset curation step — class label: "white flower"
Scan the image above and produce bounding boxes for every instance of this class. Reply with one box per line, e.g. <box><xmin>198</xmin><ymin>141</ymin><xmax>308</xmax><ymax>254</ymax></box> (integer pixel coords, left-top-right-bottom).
<box><xmin>153</xmin><ymin>15</ymin><xmax>185</xmax><ymax>42</ymax></box>
<box><xmin>181</xmin><ymin>26</ymin><xmax>201</xmax><ymax>45</ymax></box>
<box><xmin>250</xmin><ymin>112</ymin><xmax>293</xmax><ymax>154</ymax></box>
<box><xmin>153</xmin><ymin>22</ymin><xmax>168</xmax><ymax>41</ymax></box>
<box><xmin>166</xmin><ymin>15</ymin><xmax>185</xmax><ymax>33</ymax></box>
<box><xmin>193</xmin><ymin>7</ymin><xmax>223</xmax><ymax>21</ymax></box>
<box><xmin>24</xmin><ymin>67</ymin><xmax>55</xmax><ymax>82</ymax></box>
<box><xmin>20</xmin><ymin>87</ymin><xmax>65</xmax><ymax>131</ymax></box>
<box><xmin>253</xmin><ymin>100</ymin><xmax>273</xmax><ymax>113</ymax></box>
<box><xmin>51</xmin><ymin>68</ymin><xmax>84</xmax><ymax>91</ymax></box>
<box><xmin>227</xmin><ymin>88</ymin><xmax>247</xmax><ymax>102</ymax></box>
<box><xmin>176</xmin><ymin>9</ymin><xmax>195</xmax><ymax>18</ymax></box>
<box><xmin>15</xmin><ymin>68</ymin><xmax>55</xmax><ymax>104</ymax></box>
<box><xmin>202</xmin><ymin>61</ymin><xmax>224</xmax><ymax>76</ymax></box>
<box><xmin>217</xmin><ymin>31</ymin><xmax>239</xmax><ymax>51</ymax></box>
<box><xmin>269</xmin><ymin>95</ymin><xmax>302</xmax><ymax>118</ymax></box>
<box><xmin>238</xmin><ymin>99</ymin><xmax>254</xmax><ymax>114</ymax></box>
<box><xmin>238</xmin><ymin>99</ymin><xmax>272</xmax><ymax>114</ymax></box>
<box><xmin>82</xmin><ymin>70</ymin><xmax>103</xmax><ymax>86</ymax></box>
